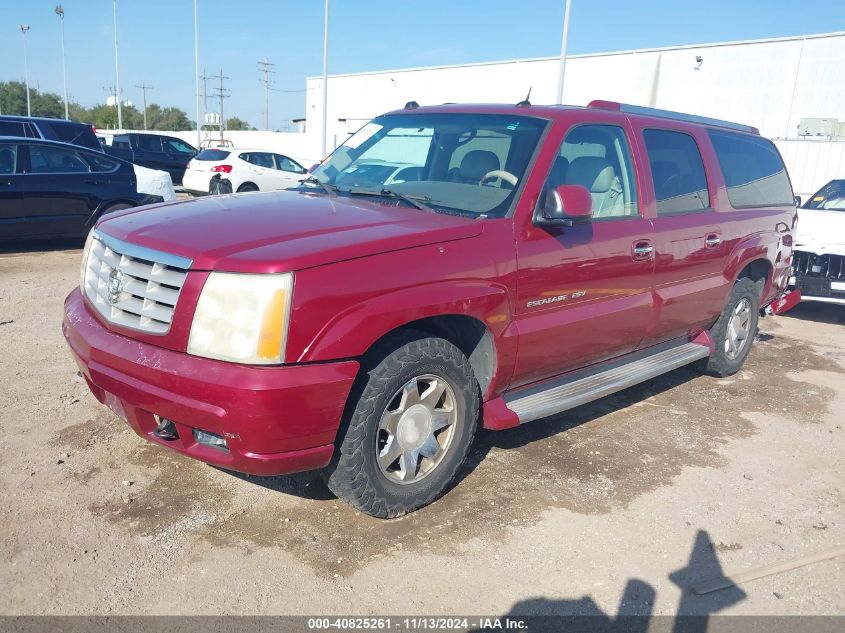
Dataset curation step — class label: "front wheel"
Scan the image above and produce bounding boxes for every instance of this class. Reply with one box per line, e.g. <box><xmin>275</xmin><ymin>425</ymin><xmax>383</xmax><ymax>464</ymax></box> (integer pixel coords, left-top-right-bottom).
<box><xmin>324</xmin><ymin>332</ymin><xmax>479</xmax><ymax>518</ymax></box>
<box><xmin>696</xmin><ymin>277</ymin><xmax>760</xmax><ymax>377</ymax></box>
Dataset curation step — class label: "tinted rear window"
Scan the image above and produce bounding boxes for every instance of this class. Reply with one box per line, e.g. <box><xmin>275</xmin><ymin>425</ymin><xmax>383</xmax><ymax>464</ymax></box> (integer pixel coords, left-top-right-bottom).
<box><xmin>0</xmin><ymin>121</ymin><xmax>27</xmax><ymax>137</ymax></box>
<box><xmin>643</xmin><ymin>129</ymin><xmax>710</xmax><ymax>215</ymax></box>
<box><xmin>708</xmin><ymin>130</ymin><xmax>793</xmax><ymax>208</ymax></box>
<box><xmin>195</xmin><ymin>149</ymin><xmax>230</xmax><ymax>161</ymax></box>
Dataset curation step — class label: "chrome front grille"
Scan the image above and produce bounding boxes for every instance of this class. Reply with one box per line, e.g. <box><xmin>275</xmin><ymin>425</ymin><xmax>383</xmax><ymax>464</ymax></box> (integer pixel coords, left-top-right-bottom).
<box><xmin>82</xmin><ymin>231</ymin><xmax>192</xmax><ymax>335</ymax></box>
<box><xmin>793</xmin><ymin>250</ymin><xmax>845</xmax><ymax>280</ymax></box>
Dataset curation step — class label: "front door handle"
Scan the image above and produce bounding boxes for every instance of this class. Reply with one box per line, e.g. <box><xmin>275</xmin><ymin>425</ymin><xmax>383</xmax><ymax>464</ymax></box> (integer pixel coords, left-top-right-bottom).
<box><xmin>705</xmin><ymin>234</ymin><xmax>722</xmax><ymax>248</ymax></box>
<box><xmin>632</xmin><ymin>239</ymin><xmax>654</xmax><ymax>260</ymax></box>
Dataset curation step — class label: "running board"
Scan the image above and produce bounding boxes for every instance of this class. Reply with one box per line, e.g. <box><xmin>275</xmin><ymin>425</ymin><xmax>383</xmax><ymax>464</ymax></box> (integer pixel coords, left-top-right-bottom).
<box><xmin>504</xmin><ymin>338</ymin><xmax>712</xmax><ymax>425</ymax></box>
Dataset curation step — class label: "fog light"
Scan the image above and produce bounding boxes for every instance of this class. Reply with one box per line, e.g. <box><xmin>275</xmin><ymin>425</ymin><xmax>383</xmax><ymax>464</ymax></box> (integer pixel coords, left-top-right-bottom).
<box><xmin>193</xmin><ymin>428</ymin><xmax>228</xmax><ymax>451</ymax></box>
<box><xmin>154</xmin><ymin>416</ymin><xmax>179</xmax><ymax>441</ymax></box>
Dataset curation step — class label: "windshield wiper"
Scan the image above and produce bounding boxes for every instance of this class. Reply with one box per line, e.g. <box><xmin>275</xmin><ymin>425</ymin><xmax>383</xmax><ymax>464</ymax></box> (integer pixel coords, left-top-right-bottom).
<box><xmin>345</xmin><ymin>188</ymin><xmax>435</xmax><ymax>212</ymax></box>
<box><xmin>299</xmin><ymin>175</ymin><xmax>337</xmax><ymax>195</ymax></box>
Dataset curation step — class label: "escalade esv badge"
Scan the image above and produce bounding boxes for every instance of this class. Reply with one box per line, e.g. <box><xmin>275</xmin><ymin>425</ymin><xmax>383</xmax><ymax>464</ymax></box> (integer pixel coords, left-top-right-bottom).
<box><xmin>107</xmin><ymin>268</ymin><xmax>125</xmax><ymax>304</ymax></box>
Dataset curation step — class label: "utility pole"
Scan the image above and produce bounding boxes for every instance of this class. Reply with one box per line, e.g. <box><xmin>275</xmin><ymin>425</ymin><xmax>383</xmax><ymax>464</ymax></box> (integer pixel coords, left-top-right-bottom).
<box><xmin>257</xmin><ymin>57</ymin><xmax>276</xmax><ymax>131</ymax></box>
<box><xmin>20</xmin><ymin>25</ymin><xmax>32</xmax><ymax>117</ymax></box>
<box><xmin>555</xmin><ymin>0</ymin><xmax>573</xmax><ymax>104</ymax></box>
<box><xmin>210</xmin><ymin>69</ymin><xmax>230</xmax><ymax>141</ymax></box>
<box><xmin>136</xmin><ymin>83</ymin><xmax>153</xmax><ymax>130</ymax></box>
<box><xmin>321</xmin><ymin>0</ymin><xmax>329</xmax><ymax>158</ymax></box>
<box><xmin>55</xmin><ymin>6</ymin><xmax>69</xmax><ymax>119</ymax></box>
<box><xmin>193</xmin><ymin>0</ymin><xmax>201</xmax><ymax>147</ymax></box>
<box><xmin>112</xmin><ymin>0</ymin><xmax>123</xmax><ymax>129</ymax></box>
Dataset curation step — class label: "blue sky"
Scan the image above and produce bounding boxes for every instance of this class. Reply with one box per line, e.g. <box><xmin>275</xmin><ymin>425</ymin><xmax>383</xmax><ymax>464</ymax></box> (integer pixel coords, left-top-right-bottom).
<box><xmin>0</xmin><ymin>0</ymin><xmax>841</xmax><ymax>129</ymax></box>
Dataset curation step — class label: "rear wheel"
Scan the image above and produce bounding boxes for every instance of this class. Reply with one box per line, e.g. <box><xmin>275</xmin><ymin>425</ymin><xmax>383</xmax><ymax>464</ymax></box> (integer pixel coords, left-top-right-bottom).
<box><xmin>696</xmin><ymin>277</ymin><xmax>760</xmax><ymax>377</ymax></box>
<box><xmin>237</xmin><ymin>182</ymin><xmax>259</xmax><ymax>193</ymax></box>
<box><xmin>324</xmin><ymin>331</ymin><xmax>479</xmax><ymax>518</ymax></box>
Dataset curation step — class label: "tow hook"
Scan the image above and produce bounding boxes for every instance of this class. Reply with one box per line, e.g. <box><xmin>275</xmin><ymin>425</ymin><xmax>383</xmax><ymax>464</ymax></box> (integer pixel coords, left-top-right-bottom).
<box><xmin>153</xmin><ymin>416</ymin><xmax>179</xmax><ymax>441</ymax></box>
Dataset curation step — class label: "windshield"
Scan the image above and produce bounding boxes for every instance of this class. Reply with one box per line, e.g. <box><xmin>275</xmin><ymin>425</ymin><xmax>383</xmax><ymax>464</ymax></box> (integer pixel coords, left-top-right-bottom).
<box><xmin>803</xmin><ymin>179</ymin><xmax>845</xmax><ymax>211</ymax></box>
<box><xmin>310</xmin><ymin>113</ymin><xmax>548</xmax><ymax>217</ymax></box>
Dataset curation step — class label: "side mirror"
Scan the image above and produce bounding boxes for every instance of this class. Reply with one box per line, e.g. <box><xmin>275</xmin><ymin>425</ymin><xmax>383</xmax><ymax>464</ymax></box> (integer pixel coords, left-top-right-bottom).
<box><xmin>537</xmin><ymin>184</ymin><xmax>593</xmax><ymax>227</ymax></box>
<box><xmin>794</xmin><ymin>195</ymin><xmax>802</xmax><ymax>208</ymax></box>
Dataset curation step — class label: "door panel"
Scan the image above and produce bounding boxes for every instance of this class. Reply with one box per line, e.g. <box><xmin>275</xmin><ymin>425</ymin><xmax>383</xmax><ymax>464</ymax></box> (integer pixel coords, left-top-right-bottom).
<box><xmin>0</xmin><ymin>143</ymin><xmax>24</xmax><ymax>238</ymax></box>
<box><xmin>512</xmin><ymin>121</ymin><xmax>655</xmax><ymax>388</ymax></box>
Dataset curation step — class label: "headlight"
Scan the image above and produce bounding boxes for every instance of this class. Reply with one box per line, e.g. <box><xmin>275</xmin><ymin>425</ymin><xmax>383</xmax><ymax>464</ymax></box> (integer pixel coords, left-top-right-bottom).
<box><xmin>80</xmin><ymin>228</ymin><xmax>95</xmax><ymax>290</ymax></box>
<box><xmin>188</xmin><ymin>272</ymin><xmax>293</xmax><ymax>365</ymax></box>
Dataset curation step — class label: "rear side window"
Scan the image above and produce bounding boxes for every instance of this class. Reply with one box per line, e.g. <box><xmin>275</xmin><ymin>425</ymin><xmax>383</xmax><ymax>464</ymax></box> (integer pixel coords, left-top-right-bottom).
<box><xmin>28</xmin><ymin>145</ymin><xmax>90</xmax><ymax>173</ymax></box>
<box><xmin>136</xmin><ymin>135</ymin><xmax>163</xmax><ymax>152</ymax></box>
<box><xmin>0</xmin><ymin>144</ymin><xmax>17</xmax><ymax>174</ymax></box>
<box><xmin>112</xmin><ymin>134</ymin><xmax>131</xmax><ymax>149</ymax></box>
<box><xmin>0</xmin><ymin>121</ymin><xmax>26</xmax><ymax>137</ymax></box>
<box><xmin>195</xmin><ymin>149</ymin><xmax>230</xmax><ymax>161</ymax></box>
<box><xmin>708</xmin><ymin>130</ymin><xmax>793</xmax><ymax>208</ymax></box>
<box><xmin>643</xmin><ymin>129</ymin><xmax>710</xmax><ymax>215</ymax></box>
<box><xmin>49</xmin><ymin>122</ymin><xmax>98</xmax><ymax>149</ymax></box>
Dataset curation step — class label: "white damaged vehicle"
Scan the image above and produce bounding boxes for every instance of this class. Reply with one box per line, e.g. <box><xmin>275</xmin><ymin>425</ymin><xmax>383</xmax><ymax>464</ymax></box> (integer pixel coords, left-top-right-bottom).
<box><xmin>133</xmin><ymin>164</ymin><xmax>176</xmax><ymax>202</ymax></box>
<box><xmin>792</xmin><ymin>179</ymin><xmax>845</xmax><ymax>305</ymax></box>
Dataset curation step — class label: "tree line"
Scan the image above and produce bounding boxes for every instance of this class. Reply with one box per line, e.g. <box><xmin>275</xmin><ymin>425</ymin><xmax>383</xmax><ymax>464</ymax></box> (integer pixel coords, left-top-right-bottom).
<box><xmin>0</xmin><ymin>81</ymin><xmax>253</xmax><ymax>131</ymax></box>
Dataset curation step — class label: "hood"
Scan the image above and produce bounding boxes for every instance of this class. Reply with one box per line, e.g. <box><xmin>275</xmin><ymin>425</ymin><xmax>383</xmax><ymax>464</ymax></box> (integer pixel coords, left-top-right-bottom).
<box><xmin>795</xmin><ymin>208</ymin><xmax>845</xmax><ymax>256</ymax></box>
<box><xmin>96</xmin><ymin>190</ymin><xmax>483</xmax><ymax>272</ymax></box>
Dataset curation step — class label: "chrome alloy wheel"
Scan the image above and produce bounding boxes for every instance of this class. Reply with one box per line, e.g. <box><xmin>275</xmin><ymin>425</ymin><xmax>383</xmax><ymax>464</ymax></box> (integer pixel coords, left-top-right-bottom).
<box><xmin>725</xmin><ymin>297</ymin><xmax>752</xmax><ymax>360</ymax></box>
<box><xmin>376</xmin><ymin>374</ymin><xmax>458</xmax><ymax>485</ymax></box>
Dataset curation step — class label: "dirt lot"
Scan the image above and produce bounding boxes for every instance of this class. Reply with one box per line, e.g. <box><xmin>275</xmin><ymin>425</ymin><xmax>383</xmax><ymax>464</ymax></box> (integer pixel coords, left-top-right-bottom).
<box><xmin>0</xmin><ymin>243</ymin><xmax>843</xmax><ymax>618</ymax></box>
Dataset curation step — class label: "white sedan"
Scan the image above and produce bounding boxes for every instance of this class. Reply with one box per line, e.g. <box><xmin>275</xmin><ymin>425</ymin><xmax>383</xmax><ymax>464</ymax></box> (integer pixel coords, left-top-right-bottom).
<box><xmin>183</xmin><ymin>148</ymin><xmax>307</xmax><ymax>194</ymax></box>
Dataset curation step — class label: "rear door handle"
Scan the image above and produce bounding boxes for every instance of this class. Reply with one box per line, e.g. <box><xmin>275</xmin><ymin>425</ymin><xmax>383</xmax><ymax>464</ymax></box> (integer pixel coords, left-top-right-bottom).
<box><xmin>632</xmin><ymin>239</ymin><xmax>654</xmax><ymax>260</ymax></box>
<box><xmin>84</xmin><ymin>179</ymin><xmax>103</xmax><ymax>186</ymax></box>
<box><xmin>705</xmin><ymin>234</ymin><xmax>722</xmax><ymax>248</ymax></box>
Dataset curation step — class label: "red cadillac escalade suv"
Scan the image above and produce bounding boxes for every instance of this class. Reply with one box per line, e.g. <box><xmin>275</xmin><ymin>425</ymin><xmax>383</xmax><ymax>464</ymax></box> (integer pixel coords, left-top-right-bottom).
<box><xmin>63</xmin><ymin>101</ymin><xmax>799</xmax><ymax>518</ymax></box>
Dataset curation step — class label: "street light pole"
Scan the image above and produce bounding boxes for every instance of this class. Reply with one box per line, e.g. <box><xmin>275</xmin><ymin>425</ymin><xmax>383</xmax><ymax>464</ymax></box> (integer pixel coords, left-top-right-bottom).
<box><xmin>555</xmin><ymin>0</ymin><xmax>573</xmax><ymax>104</ymax></box>
<box><xmin>112</xmin><ymin>0</ymin><xmax>123</xmax><ymax>130</ymax></box>
<box><xmin>55</xmin><ymin>6</ymin><xmax>69</xmax><ymax>120</ymax></box>
<box><xmin>321</xmin><ymin>0</ymin><xmax>329</xmax><ymax>158</ymax></box>
<box><xmin>19</xmin><ymin>25</ymin><xmax>32</xmax><ymax>117</ymax></box>
<box><xmin>193</xmin><ymin>0</ymin><xmax>201</xmax><ymax>147</ymax></box>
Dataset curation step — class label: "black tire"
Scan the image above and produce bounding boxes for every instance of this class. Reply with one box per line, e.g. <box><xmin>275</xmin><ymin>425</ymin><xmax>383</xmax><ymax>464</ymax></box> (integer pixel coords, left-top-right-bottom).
<box><xmin>696</xmin><ymin>277</ymin><xmax>760</xmax><ymax>377</ymax></box>
<box><xmin>237</xmin><ymin>182</ymin><xmax>259</xmax><ymax>193</ymax></box>
<box><xmin>324</xmin><ymin>331</ymin><xmax>479</xmax><ymax>518</ymax></box>
<box><xmin>102</xmin><ymin>202</ymin><xmax>132</xmax><ymax>214</ymax></box>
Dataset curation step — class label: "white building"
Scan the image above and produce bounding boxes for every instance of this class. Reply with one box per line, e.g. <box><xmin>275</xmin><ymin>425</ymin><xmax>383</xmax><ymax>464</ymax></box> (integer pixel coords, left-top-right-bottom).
<box><xmin>305</xmin><ymin>31</ymin><xmax>845</xmax><ymax>195</ymax></box>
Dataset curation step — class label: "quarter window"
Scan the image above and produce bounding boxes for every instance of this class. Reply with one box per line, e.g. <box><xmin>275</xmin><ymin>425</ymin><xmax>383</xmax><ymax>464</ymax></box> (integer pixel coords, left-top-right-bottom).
<box><xmin>643</xmin><ymin>129</ymin><xmax>710</xmax><ymax>215</ymax></box>
<box><xmin>543</xmin><ymin>124</ymin><xmax>639</xmax><ymax>219</ymax></box>
<box><xmin>85</xmin><ymin>152</ymin><xmax>120</xmax><ymax>172</ymax></box>
<box><xmin>28</xmin><ymin>146</ymin><xmax>90</xmax><ymax>173</ymax></box>
<box><xmin>708</xmin><ymin>130</ymin><xmax>794</xmax><ymax>208</ymax></box>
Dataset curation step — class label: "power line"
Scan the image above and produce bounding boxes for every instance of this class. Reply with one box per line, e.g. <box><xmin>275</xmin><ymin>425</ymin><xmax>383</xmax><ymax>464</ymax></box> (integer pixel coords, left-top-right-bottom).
<box><xmin>210</xmin><ymin>68</ymin><xmax>230</xmax><ymax>140</ymax></box>
<box><xmin>135</xmin><ymin>83</ymin><xmax>153</xmax><ymax>130</ymax></box>
<box><xmin>257</xmin><ymin>57</ymin><xmax>276</xmax><ymax>131</ymax></box>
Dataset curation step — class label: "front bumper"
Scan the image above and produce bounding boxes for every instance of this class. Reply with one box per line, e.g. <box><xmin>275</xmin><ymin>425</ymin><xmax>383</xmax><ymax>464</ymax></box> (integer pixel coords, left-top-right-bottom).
<box><xmin>62</xmin><ymin>289</ymin><xmax>359</xmax><ymax>476</ymax></box>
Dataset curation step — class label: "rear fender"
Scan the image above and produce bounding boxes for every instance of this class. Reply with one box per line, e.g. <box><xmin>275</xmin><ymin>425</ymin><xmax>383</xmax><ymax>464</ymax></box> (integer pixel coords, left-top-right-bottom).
<box><xmin>723</xmin><ymin>233</ymin><xmax>773</xmax><ymax>295</ymax></box>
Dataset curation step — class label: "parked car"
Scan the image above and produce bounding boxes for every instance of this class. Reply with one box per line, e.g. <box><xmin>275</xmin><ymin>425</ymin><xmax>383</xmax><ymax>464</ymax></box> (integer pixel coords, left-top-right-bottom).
<box><xmin>182</xmin><ymin>148</ymin><xmax>307</xmax><ymax>194</ymax></box>
<box><xmin>0</xmin><ymin>115</ymin><xmax>101</xmax><ymax>152</ymax></box>
<box><xmin>334</xmin><ymin>160</ymin><xmax>424</xmax><ymax>188</ymax></box>
<box><xmin>791</xmin><ymin>179</ymin><xmax>845</xmax><ymax>304</ymax></box>
<box><xmin>63</xmin><ymin>101</ymin><xmax>798</xmax><ymax>518</ymax></box>
<box><xmin>0</xmin><ymin>137</ymin><xmax>164</xmax><ymax>240</ymax></box>
<box><xmin>104</xmin><ymin>133</ymin><xmax>197</xmax><ymax>185</ymax></box>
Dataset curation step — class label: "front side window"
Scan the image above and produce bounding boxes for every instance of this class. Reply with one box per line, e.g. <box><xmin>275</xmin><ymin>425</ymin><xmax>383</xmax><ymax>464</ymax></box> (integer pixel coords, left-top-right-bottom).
<box><xmin>28</xmin><ymin>145</ymin><xmax>90</xmax><ymax>174</ymax></box>
<box><xmin>164</xmin><ymin>138</ymin><xmax>195</xmax><ymax>154</ymax></box>
<box><xmin>803</xmin><ymin>179</ymin><xmax>845</xmax><ymax>212</ymax></box>
<box><xmin>275</xmin><ymin>154</ymin><xmax>304</xmax><ymax>173</ymax></box>
<box><xmin>542</xmin><ymin>124</ymin><xmax>638</xmax><ymax>220</ymax></box>
<box><xmin>311</xmin><ymin>113</ymin><xmax>548</xmax><ymax>217</ymax></box>
<box><xmin>0</xmin><ymin>144</ymin><xmax>17</xmax><ymax>174</ymax></box>
<box><xmin>85</xmin><ymin>152</ymin><xmax>120</xmax><ymax>173</ymax></box>
<box><xmin>708</xmin><ymin>130</ymin><xmax>793</xmax><ymax>208</ymax></box>
<box><xmin>643</xmin><ymin>129</ymin><xmax>710</xmax><ymax>215</ymax></box>
<box><xmin>244</xmin><ymin>152</ymin><xmax>274</xmax><ymax>168</ymax></box>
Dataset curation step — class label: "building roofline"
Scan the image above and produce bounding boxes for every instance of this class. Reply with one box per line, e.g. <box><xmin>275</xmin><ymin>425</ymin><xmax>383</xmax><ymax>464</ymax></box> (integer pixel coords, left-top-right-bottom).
<box><xmin>306</xmin><ymin>31</ymin><xmax>845</xmax><ymax>81</ymax></box>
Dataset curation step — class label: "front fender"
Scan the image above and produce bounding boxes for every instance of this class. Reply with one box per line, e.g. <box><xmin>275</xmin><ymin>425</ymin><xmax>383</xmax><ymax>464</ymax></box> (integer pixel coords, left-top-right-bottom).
<box><xmin>295</xmin><ymin>279</ymin><xmax>512</xmax><ymax>363</ymax></box>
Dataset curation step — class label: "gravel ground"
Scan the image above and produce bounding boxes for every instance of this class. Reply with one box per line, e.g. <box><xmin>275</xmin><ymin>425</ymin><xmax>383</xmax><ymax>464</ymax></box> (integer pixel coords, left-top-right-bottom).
<box><xmin>0</xmin><ymin>243</ymin><xmax>843</xmax><ymax>618</ymax></box>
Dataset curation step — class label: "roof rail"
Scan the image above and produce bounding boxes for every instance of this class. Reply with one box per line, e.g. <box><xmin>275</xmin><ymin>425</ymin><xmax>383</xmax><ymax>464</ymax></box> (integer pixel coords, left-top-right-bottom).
<box><xmin>587</xmin><ymin>100</ymin><xmax>759</xmax><ymax>134</ymax></box>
